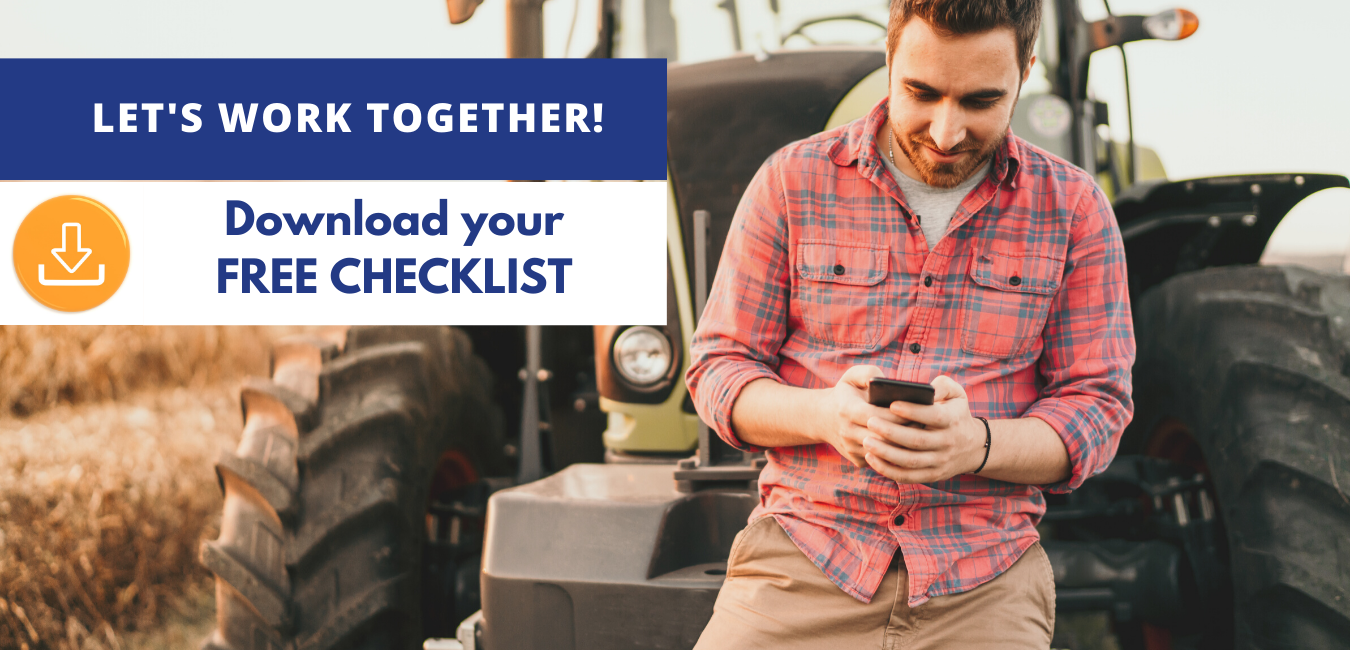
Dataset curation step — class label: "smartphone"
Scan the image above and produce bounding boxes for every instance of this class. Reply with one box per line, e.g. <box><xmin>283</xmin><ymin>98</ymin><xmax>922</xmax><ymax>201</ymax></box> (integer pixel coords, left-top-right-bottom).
<box><xmin>867</xmin><ymin>378</ymin><xmax>935</xmax><ymax>407</ymax></box>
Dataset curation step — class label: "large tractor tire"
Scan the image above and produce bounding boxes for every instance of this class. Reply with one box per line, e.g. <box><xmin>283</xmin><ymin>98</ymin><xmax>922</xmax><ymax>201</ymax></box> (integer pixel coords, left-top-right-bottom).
<box><xmin>200</xmin><ymin>326</ymin><xmax>505</xmax><ymax>650</ymax></box>
<box><xmin>1127</xmin><ymin>265</ymin><xmax>1350</xmax><ymax>649</ymax></box>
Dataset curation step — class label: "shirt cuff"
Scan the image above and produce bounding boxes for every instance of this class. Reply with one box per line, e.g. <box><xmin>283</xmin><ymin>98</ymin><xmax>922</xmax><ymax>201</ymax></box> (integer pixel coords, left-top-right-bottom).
<box><xmin>1022</xmin><ymin>401</ymin><xmax>1112</xmax><ymax>495</ymax></box>
<box><xmin>697</xmin><ymin>364</ymin><xmax>781</xmax><ymax>454</ymax></box>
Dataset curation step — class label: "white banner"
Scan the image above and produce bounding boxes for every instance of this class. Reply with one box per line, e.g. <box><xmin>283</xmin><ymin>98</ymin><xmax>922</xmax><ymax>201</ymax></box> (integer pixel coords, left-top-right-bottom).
<box><xmin>1</xmin><ymin>181</ymin><xmax>667</xmax><ymax>325</ymax></box>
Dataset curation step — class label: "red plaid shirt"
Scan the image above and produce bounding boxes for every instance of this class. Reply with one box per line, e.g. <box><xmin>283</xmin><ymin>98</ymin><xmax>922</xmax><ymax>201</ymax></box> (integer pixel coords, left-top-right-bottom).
<box><xmin>685</xmin><ymin>98</ymin><xmax>1134</xmax><ymax>606</ymax></box>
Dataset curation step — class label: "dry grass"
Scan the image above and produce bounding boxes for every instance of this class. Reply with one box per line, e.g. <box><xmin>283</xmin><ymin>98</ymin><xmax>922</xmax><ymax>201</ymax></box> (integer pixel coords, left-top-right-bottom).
<box><xmin>0</xmin><ymin>326</ymin><xmax>307</xmax><ymax>418</ymax></box>
<box><xmin>0</xmin><ymin>326</ymin><xmax>320</xmax><ymax>649</ymax></box>
<box><xmin>118</xmin><ymin>582</ymin><xmax>216</xmax><ymax>650</ymax></box>
<box><xmin>0</xmin><ymin>385</ymin><xmax>241</xmax><ymax>649</ymax></box>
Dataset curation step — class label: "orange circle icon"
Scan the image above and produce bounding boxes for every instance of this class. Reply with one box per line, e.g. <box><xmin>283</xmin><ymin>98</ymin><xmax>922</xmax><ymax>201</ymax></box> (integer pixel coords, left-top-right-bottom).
<box><xmin>13</xmin><ymin>196</ymin><xmax>130</xmax><ymax>312</ymax></box>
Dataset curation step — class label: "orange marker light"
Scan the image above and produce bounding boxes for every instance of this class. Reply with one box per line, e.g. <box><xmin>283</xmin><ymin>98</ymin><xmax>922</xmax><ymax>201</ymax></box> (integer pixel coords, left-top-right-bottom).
<box><xmin>1144</xmin><ymin>9</ymin><xmax>1200</xmax><ymax>41</ymax></box>
<box><xmin>447</xmin><ymin>0</ymin><xmax>484</xmax><ymax>24</ymax></box>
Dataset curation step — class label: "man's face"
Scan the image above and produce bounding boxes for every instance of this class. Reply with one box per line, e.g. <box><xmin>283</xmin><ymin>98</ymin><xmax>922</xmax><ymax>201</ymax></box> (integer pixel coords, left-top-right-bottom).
<box><xmin>886</xmin><ymin>17</ymin><xmax>1031</xmax><ymax>188</ymax></box>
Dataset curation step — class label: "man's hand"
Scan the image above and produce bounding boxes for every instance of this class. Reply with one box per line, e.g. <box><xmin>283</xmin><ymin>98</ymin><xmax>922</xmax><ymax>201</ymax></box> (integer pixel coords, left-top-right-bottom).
<box><xmin>816</xmin><ymin>365</ymin><xmax>906</xmax><ymax>467</ymax></box>
<box><xmin>862</xmin><ymin>375</ymin><xmax>986</xmax><ymax>483</ymax></box>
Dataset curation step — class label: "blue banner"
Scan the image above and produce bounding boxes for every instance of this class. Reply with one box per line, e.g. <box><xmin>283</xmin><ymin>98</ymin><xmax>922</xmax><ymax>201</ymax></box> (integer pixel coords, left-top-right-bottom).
<box><xmin>0</xmin><ymin>59</ymin><xmax>666</xmax><ymax>181</ymax></box>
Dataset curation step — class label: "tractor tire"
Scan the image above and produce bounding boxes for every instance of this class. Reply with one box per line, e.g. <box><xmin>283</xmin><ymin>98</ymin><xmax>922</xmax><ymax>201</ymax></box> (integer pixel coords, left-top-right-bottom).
<box><xmin>200</xmin><ymin>326</ymin><xmax>505</xmax><ymax>650</ymax></box>
<box><xmin>1127</xmin><ymin>265</ymin><xmax>1350</xmax><ymax>650</ymax></box>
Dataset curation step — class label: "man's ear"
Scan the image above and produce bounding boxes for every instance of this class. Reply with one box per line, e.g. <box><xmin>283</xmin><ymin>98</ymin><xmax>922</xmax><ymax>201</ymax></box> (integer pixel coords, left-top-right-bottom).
<box><xmin>1021</xmin><ymin>54</ymin><xmax>1038</xmax><ymax>85</ymax></box>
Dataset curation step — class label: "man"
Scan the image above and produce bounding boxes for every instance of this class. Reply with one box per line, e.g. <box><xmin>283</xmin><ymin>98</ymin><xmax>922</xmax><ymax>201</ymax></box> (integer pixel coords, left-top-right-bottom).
<box><xmin>684</xmin><ymin>1</ymin><xmax>1135</xmax><ymax>648</ymax></box>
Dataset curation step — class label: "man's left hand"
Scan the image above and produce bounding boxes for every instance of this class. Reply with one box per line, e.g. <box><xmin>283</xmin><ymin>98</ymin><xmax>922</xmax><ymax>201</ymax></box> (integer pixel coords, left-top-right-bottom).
<box><xmin>862</xmin><ymin>375</ymin><xmax>986</xmax><ymax>483</ymax></box>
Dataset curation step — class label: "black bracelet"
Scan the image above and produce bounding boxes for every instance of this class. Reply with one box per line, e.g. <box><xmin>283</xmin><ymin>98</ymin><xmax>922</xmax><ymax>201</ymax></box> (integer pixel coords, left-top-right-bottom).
<box><xmin>973</xmin><ymin>416</ymin><xmax>992</xmax><ymax>475</ymax></box>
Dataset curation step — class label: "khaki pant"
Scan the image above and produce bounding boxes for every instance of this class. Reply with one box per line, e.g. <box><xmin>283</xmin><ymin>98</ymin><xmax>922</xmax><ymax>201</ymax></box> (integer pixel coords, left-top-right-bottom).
<box><xmin>695</xmin><ymin>517</ymin><xmax>1055</xmax><ymax>650</ymax></box>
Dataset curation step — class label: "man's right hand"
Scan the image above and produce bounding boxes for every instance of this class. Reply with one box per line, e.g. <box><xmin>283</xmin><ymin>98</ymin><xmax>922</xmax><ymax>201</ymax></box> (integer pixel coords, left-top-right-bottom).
<box><xmin>816</xmin><ymin>365</ymin><xmax>902</xmax><ymax>467</ymax></box>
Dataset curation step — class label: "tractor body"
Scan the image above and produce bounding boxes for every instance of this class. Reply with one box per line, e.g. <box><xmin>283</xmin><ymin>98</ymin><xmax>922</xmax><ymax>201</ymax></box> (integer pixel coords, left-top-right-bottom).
<box><xmin>467</xmin><ymin>33</ymin><xmax>1346</xmax><ymax>648</ymax></box>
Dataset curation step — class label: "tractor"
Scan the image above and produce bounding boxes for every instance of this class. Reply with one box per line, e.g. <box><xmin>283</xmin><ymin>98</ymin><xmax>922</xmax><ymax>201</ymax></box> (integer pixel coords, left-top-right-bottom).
<box><xmin>199</xmin><ymin>1</ymin><xmax>1350</xmax><ymax>649</ymax></box>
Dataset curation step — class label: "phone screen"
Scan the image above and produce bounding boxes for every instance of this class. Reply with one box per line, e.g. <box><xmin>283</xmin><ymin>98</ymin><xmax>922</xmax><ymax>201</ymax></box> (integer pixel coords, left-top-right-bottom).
<box><xmin>867</xmin><ymin>378</ymin><xmax>936</xmax><ymax>406</ymax></box>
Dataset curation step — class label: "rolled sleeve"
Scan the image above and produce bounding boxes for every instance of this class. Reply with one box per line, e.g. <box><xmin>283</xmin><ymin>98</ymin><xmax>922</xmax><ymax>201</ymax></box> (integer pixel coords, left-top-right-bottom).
<box><xmin>1024</xmin><ymin>184</ymin><xmax>1136</xmax><ymax>494</ymax></box>
<box><xmin>685</xmin><ymin>153</ymin><xmax>793</xmax><ymax>453</ymax></box>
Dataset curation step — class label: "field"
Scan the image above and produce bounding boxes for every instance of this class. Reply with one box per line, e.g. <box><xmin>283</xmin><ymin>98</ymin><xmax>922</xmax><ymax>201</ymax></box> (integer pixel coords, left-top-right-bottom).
<box><xmin>0</xmin><ymin>326</ymin><xmax>310</xmax><ymax>649</ymax></box>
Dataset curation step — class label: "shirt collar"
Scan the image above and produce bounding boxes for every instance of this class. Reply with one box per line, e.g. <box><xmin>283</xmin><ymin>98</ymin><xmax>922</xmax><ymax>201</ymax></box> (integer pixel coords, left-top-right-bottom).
<box><xmin>828</xmin><ymin>96</ymin><xmax>1023</xmax><ymax>190</ymax></box>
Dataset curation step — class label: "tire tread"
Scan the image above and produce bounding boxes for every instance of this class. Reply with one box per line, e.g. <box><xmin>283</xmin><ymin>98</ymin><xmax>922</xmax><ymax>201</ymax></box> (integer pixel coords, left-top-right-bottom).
<box><xmin>1131</xmin><ymin>265</ymin><xmax>1350</xmax><ymax>649</ymax></box>
<box><xmin>203</xmin><ymin>327</ymin><xmax>500</xmax><ymax>650</ymax></box>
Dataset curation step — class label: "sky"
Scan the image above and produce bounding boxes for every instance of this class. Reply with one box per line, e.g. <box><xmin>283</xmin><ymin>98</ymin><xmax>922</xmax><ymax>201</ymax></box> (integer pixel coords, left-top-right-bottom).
<box><xmin>1077</xmin><ymin>0</ymin><xmax>1350</xmax><ymax>257</ymax></box>
<box><xmin>2</xmin><ymin>0</ymin><xmax>1347</xmax><ymax>254</ymax></box>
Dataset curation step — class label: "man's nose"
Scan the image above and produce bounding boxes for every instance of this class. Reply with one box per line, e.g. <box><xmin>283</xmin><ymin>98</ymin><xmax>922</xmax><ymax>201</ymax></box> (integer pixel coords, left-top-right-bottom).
<box><xmin>929</xmin><ymin>104</ymin><xmax>967</xmax><ymax>152</ymax></box>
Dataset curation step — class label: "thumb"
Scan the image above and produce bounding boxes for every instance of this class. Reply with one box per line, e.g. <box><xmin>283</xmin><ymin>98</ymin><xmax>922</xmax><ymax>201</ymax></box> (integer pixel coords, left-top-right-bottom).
<box><xmin>931</xmin><ymin>375</ymin><xmax>967</xmax><ymax>402</ymax></box>
<box><xmin>841</xmin><ymin>365</ymin><xmax>885</xmax><ymax>389</ymax></box>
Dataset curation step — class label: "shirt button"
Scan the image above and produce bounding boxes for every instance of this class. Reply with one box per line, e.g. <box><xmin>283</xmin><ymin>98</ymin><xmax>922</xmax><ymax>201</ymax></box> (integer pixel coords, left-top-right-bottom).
<box><xmin>909</xmin><ymin>342</ymin><xmax>921</xmax><ymax>354</ymax></box>
<box><xmin>1009</xmin><ymin>275</ymin><xmax>1022</xmax><ymax>286</ymax></box>
<box><xmin>923</xmin><ymin>275</ymin><xmax>933</xmax><ymax>287</ymax></box>
<box><xmin>894</xmin><ymin>514</ymin><xmax>906</xmax><ymax>526</ymax></box>
<box><xmin>833</xmin><ymin>264</ymin><xmax>845</xmax><ymax>275</ymax></box>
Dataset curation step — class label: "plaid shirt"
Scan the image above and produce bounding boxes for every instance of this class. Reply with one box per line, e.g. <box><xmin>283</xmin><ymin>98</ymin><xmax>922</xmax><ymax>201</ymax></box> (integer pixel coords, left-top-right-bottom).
<box><xmin>685</xmin><ymin>98</ymin><xmax>1135</xmax><ymax>606</ymax></box>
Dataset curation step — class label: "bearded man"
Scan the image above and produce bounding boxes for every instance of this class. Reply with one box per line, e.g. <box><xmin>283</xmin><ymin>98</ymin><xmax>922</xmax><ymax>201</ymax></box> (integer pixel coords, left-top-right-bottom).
<box><xmin>684</xmin><ymin>0</ymin><xmax>1135</xmax><ymax>648</ymax></box>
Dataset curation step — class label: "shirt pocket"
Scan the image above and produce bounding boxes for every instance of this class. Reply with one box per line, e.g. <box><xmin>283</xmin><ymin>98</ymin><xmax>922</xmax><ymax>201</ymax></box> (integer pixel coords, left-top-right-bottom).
<box><xmin>793</xmin><ymin>240</ymin><xmax>889</xmax><ymax>349</ymax></box>
<box><xmin>961</xmin><ymin>251</ymin><xmax>1064</xmax><ymax>359</ymax></box>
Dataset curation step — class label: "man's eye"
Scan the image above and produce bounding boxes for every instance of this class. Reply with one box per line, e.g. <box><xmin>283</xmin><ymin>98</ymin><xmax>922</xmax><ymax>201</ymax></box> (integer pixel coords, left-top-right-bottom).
<box><xmin>909</xmin><ymin>90</ymin><xmax>939</xmax><ymax>102</ymax></box>
<box><xmin>966</xmin><ymin>99</ymin><xmax>998</xmax><ymax>110</ymax></box>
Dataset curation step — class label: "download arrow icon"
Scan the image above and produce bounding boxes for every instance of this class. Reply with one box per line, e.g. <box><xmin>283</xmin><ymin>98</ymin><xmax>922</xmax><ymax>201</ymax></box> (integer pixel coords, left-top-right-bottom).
<box><xmin>51</xmin><ymin>222</ymin><xmax>92</xmax><ymax>273</ymax></box>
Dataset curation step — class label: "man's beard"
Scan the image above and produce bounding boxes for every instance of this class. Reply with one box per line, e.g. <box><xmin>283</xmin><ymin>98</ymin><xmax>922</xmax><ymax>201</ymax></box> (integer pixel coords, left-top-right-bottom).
<box><xmin>893</xmin><ymin>124</ymin><xmax>1005</xmax><ymax>189</ymax></box>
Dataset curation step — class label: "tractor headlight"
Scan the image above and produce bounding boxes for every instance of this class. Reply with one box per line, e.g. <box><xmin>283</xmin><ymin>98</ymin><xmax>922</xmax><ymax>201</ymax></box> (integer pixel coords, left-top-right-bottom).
<box><xmin>613</xmin><ymin>326</ymin><xmax>673</xmax><ymax>387</ymax></box>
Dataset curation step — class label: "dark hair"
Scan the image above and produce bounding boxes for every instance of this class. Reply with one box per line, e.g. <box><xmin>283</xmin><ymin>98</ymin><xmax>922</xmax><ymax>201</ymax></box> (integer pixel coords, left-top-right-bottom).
<box><xmin>886</xmin><ymin>0</ymin><xmax>1043</xmax><ymax>73</ymax></box>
